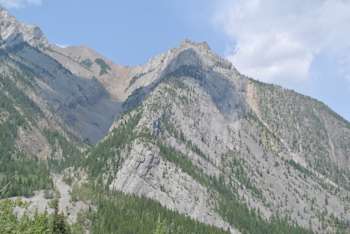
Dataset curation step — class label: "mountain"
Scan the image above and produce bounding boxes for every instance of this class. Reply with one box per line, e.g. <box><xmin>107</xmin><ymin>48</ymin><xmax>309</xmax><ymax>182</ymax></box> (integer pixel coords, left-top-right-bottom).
<box><xmin>84</xmin><ymin>40</ymin><xmax>350</xmax><ymax>233</ymax></box>
<box><xmin>0</xmin><ymin>7</ymin><xmax>349</xmax><ymax>234</ymax></box>
<box><xmin>0</xmin><ymin>6</ymin><xmax>130</xmax><ymax>144</ymax></box>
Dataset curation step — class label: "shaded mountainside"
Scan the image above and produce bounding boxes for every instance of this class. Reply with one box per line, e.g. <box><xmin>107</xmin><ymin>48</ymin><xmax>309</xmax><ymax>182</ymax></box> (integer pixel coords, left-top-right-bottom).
<box><xmin>0</xmin><ymin>6</ymin><xmax>350</xmax><ymax>234</ymax></box>
<box><xmin>0</xmin><ymin>6</ymin><xmax>121</xmax><ymax>199</ymax></box>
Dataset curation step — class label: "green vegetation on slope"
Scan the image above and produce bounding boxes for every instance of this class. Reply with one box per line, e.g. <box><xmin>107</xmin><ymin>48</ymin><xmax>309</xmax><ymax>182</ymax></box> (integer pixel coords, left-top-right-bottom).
<box><xmin>217</xmin><ymin>185</ymin><xmax>313</xmax><ymax>234</ymax></box>
<box><xmin>80</xmin><ymin>58</ymin><xmax>93</xmax><ymax>69</ymax></box>
<box><xmin>252</xmin><ymin>80</ymin><xmax>350</xmax><ymax>189</ymax></box>
<box><xmin>0</xmin><ymin>158</ymin><xmax>53</xmax><ymax>198</ymax></box>
<box><xmin>0</xmin><ymin>72</ymin><xmax>52</xmax><ymax>198</ymax></box>
<box><xmin>157</xmin><ymin>143</ymin><xmax>313</xmax><ymax>234</ymax></box>
<box><xmin>71</xmin><ymin>183</ymin><xmax>229</xmax><ymax>234</ymax></box>
<box><xmin>95</xmin><ymin>58</ymin><xmax>111</xmax><ymax>75</ymax></box>
<box><xmin>84</xmin><ymin>109</ymin><xmax>143</xmax><ymax>178</ymax></box>
<box><xmin>44</xmin><ymin>129</ymin><xmax>82</xmax><ymax>172</ymax></box>
<box><xmin>0</xmin><ymin>199</ymin><xmax>71</xmax><ymax>234</ymax></box>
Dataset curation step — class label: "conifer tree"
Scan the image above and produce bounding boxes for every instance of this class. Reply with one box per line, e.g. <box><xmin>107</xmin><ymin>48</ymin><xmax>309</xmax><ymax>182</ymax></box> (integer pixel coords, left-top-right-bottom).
<box><xmin>52</xmin><ymin>199</ymin><xmax>70</xmax><ymax>234</ymax></box>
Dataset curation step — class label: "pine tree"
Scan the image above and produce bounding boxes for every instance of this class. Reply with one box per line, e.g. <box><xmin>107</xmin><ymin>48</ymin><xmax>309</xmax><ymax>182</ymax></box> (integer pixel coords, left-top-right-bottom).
<box><xmin>52</xmin><ymin>199</ymin><xmax>70</xmax><ymax>234</ymax></box>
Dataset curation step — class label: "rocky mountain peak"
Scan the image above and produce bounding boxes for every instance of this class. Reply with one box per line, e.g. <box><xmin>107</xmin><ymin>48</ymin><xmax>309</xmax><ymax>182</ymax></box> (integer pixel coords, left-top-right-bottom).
<box><xmin>0</xmin><ymin>7</ymin><xmax>48</xmax><ymax>48</ymax></box>
<box><xmin>129</xmin><ymin>39</ymin><xmax>234</xmax><ymax>88</ymax></box>
<box><xmin>180</xmin><ymin>39</ymin><xmax>210</xmax><ymax>51</ymax></box>
<box><xmin>172</xmin><ymin>39</ymin><xmax>234</xmax><ymax>73</ymax></box>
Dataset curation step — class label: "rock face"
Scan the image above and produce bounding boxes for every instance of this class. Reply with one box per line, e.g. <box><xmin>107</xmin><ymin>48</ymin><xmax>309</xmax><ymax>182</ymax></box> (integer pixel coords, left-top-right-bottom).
<box><xmin>6</xmin><ymin>43</ymin><xmax>123</xmax><ymax>143</ymax></box>
<box><xmin>1</xmin><ymin>7</ymin><xmax>350</xmax><ymax>234</ymax></box>
<box><xmin>0</xmin><ymin>7</ymin><xmax>48</xmax><ymax>48</ymax></box>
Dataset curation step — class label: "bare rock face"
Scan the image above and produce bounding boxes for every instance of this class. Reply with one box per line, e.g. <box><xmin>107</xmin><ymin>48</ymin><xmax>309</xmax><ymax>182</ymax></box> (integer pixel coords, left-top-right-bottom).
<box><xmin>0</xmin><ymin>7</ymin><xmax>48</xmax><ymax>48</ymax></box>
<box><xmin>109</xmin><ymin>140</ymin><xmax>237</xmax><ymax>233</ymax></box>
<box><xmin>1</xmin><ymin>41</ymin><xmax>122</xmax><ymax>144</ymax></box>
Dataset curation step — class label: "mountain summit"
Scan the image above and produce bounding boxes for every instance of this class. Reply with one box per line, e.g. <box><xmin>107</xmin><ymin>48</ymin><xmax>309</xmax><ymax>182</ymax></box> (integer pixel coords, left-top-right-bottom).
<box><xmin>0</xmin><ymin>7</ymin><xmax>48</xmax><ymax>48</ymax></box>
<box><xmin>0</xmin><ymin>8</ymin><xmax>349</xmax><ymax>234</ymax></box>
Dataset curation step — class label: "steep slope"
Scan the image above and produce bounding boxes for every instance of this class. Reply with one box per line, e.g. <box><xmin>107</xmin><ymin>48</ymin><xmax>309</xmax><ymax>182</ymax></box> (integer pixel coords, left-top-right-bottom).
<box><xmin>0</xmin><ymin>7</ymin><xmax>127</xmax><ymax>144</ymax></box>
<box><xmin>0</xmin><ymin>7</ymin><xmax>111</xmax><ymax>198</ymax></box>
<box><xmin>0</xmin><ymin>51</ymin><xmax>81</xmax><ymax>198</ymax></box>
<box><xmin>246</xmin><ymin>81</ymin><xmax>350</xmax><ymax>182</ymax></box>
<box><xmin>85</xmin><ymin>41</ymin><xmax>350</xmax><ymax>234</ymax></box>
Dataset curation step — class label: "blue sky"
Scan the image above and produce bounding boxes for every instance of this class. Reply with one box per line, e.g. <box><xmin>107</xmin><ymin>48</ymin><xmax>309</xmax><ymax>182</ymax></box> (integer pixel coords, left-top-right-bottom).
<box><xmin>7</xmin><ymin>0</ymin><xmax>226</xmax><ymax>65</ymax></box>
<box><xmin>1</xmin><ymin>0</ymin><xmax>349</xmax><ymax>121</ymax></box>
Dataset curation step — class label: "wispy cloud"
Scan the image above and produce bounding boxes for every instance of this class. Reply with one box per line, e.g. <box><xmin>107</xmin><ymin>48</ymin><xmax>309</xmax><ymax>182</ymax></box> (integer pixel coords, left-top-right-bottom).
<box><xmin>0</xmin><ymin>0</ymin><xmax>43</xmax><ymax>8</ymax></box>
<box><xmin>213</xmin><ymin>0</ymin><xmax>350</xmax><ymax>85</ymax></box>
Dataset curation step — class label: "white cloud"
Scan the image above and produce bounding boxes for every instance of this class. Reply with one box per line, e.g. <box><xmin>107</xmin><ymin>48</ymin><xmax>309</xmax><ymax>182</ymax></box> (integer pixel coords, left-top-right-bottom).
<box><xmin>214</xmin><ymin>0</ymin><xmax>350</xmax><ymax>84</ymax></box>
<box><xmin>0</xmin><ymin>0</ymin><xmax>43</xmax><ymax>8</ymax></box>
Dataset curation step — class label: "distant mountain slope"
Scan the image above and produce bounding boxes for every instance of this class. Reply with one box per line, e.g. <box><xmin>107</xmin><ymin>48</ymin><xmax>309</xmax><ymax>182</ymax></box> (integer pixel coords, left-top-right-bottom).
<box><xmin>1</xmin><ymin>7</ymin><xmax>128</xmax><ymax>144</ymax></box>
